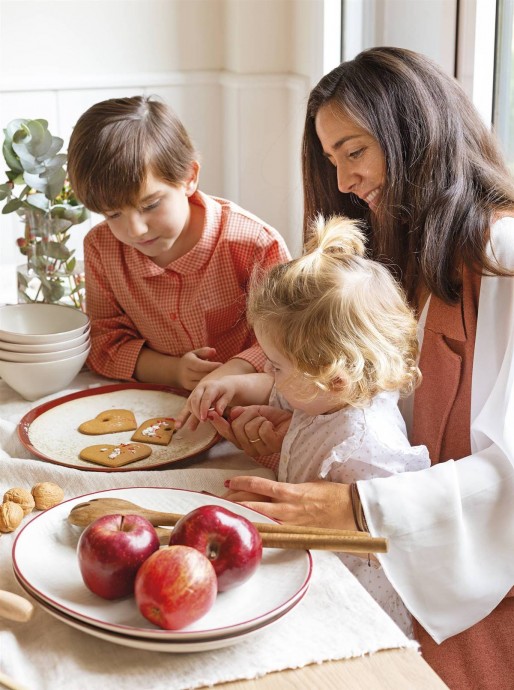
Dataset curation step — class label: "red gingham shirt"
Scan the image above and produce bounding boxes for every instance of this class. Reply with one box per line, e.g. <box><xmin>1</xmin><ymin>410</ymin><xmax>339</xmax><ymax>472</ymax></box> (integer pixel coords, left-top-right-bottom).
<box><xmin>84</xmin><ymin>191</ymin><xmax>291</xmax><ymax>381</ymax></box>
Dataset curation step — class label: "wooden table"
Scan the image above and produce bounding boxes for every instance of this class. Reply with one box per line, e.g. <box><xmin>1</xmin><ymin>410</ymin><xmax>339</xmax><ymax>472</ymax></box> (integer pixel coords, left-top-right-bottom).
<box><xmin>215</xmin><ymin>649</ymin><xmax>448</xmax><ymax>688</ymax></box>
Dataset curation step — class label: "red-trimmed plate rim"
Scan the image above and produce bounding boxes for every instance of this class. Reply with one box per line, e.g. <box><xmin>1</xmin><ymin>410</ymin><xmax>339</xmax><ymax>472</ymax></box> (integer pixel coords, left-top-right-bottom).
<box><xmin>17</xmin><ymin>383</ymin><xmax>220</xmax><ymax>472</ymax></box>
<box><xmin>15</xmin><ymin>572</ymin><xmax>308</xmax><ymax>653</ymax></box>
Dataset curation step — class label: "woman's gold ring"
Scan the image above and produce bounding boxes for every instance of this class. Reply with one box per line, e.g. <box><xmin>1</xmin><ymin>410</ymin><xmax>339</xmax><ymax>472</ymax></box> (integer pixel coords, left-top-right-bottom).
<box><xmin>249</xmin><ymin>438</ymin><xmax>260</xmax><ymax>444</ymax></box>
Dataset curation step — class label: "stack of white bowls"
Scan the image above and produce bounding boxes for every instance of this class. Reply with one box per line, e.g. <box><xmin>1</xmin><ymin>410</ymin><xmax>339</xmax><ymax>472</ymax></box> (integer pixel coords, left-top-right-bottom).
<box><xmin>0</xmin><ymin>303</ymin><xmax>90</xmax><ymax>401</ymax></box>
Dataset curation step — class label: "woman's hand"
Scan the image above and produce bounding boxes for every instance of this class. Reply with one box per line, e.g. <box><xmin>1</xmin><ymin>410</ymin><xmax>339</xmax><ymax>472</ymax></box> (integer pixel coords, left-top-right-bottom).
<box><xmin>223</xmin><ymin>487</ymin><xmax>272</xmax><ymax>503</ymax></box>
<box><xmin>177</xmin><ymin>347</ymin><xmax>223</xmax><ymax>391</ymax></box>
<box><xmin>223</xmin><ymin>476</ymin><xmax>356</xmax><ymax>531</ymax></box>
<box><xmin>223</xmin><ymin>405</ymin><xmax>291</xmax><ymax>457</ymax></box>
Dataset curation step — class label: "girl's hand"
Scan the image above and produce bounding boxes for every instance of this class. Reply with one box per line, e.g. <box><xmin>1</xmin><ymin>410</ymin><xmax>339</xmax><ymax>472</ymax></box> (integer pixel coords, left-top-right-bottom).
<box><xmin>227</xmin><ymin>405</ymin><xmax>291</xmax><ymax>457</ymax></box>
<box><xmin>222</xmin><ymin>476</ymin><xmax>356</xmax><ymax>531</ymax></box>
<box><xmin>175</xmin><ymin>375</ymin><xmax>239</xmax><ymax>430</ymax></box>
<box><xmin>177</xmin><ymin>347</ymin><xmax>223</xmax><ymax>390</ymax></box>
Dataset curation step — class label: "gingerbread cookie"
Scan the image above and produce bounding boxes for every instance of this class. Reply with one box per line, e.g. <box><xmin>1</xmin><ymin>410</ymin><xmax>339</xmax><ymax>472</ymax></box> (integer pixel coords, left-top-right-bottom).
<box><xmin>79</xmin><ymin>442</ymin><xmax>152</xmax><ymax>468</ymax></box>
<box><xmin>78</xmin><ymin>409</ymin><xmax>137</xmax><ymax>435</ymax></box>
<box><xmin>131</xmin><ymin>418</ymin><xmax>175</xmax><ymax>446</ymax></box>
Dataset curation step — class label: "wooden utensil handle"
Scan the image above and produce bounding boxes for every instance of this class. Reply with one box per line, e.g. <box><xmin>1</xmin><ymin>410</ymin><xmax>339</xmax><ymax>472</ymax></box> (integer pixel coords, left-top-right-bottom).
<box><xmin>259</xmin><ymin>531</ymin><xmax>387</xmax><ymax>553</ymax></box>
<box><xmin>0</xmin><ymin>671</ymin><xmax>31</xmax><ymax>690</ymax></box>
<box><xmin>0</xmin><ymin>590</ymin><xmax>34</xmax><ymax>623</ymax></box>
<box><xmin>154</xmin><ymin>527</ymin><xmax>387</xmax><ymax>553</ymax></box>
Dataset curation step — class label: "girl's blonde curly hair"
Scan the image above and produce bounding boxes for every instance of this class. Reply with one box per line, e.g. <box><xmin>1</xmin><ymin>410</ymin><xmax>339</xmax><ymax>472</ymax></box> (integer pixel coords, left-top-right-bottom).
<box><xmin>248</xmin><ymin>215</ymin><xmax>421</xmax><ymax>408</ymax></box>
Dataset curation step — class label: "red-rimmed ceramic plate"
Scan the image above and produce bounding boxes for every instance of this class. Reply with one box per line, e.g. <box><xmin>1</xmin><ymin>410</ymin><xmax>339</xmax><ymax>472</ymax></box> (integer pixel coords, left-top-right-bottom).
<box><xmin>15</xmin><ymin>574</ymin><xmax>306</xmax><ymax>653</ymax></box>
<box><xmin>18</xmin><ymin>383</ymin><xmax>219</xmax><ymax>471</ymax></box>
<box><xmin>13</xmin><ymin>487</ymin><xmax>312</xmax><ymax>645</ymax></box>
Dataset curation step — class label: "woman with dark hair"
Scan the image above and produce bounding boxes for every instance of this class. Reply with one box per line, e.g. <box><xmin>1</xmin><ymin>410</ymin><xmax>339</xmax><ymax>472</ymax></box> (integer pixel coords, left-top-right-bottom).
<box><xmin>205</xmin><ymin>48</ymin><xmax>514</xmax><ymax>689</ymax></box>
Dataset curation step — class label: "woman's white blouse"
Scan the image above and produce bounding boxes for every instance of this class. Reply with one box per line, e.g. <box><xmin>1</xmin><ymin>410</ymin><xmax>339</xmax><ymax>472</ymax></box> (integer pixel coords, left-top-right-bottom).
<box><xmin>359</xmin><ymin>218</ymin><xmax>514</xmax><ymax>642</ymax></box>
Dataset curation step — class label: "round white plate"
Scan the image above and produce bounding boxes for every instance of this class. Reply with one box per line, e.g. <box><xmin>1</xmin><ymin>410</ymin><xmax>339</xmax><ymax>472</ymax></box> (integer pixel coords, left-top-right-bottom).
<box><xmin>18</xmin><ymin>384</ymin><xmax>219</xmax><ymax>471</ymax></box>
<box><xmin>17</xmin><ymin>575</ymin><xmax>306</xmax><ymax>653</ymax></box>
<box><xmin>13</xmin><ymin>487</ymin><xmax>312</xmax><ymax>641</ymax></box>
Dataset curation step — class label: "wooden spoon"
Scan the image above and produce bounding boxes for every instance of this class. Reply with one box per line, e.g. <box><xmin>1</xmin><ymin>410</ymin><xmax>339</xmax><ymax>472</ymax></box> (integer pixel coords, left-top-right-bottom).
<box><xmin>67</xmin><ymin>497</ymin><xmax>365</xmax><ymax>536</ymax></box>
<box><xmin>68</xmin><ymin>497</ymin><xmax>181</xmax><ymax>528</ymax></box>
<box><xmin>67</xmin><ymin>498</ymin><xmax>388</xmax><ymax>553</ymax></box>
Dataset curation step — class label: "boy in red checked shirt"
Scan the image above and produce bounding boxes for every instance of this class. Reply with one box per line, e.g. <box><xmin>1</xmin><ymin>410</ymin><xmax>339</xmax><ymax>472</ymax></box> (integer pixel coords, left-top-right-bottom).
<box><xmin>67</xmin><ymin>96</ymin><xmax>290</xmax><ymax>390</ymax></box>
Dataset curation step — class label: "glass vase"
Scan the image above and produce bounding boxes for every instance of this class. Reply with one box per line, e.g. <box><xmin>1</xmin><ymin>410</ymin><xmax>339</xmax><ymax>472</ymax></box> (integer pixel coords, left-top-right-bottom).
<box><xmin>16</xmin><ymin>209</ymin><xmax>86</xmax><ymax>312</ymax></box>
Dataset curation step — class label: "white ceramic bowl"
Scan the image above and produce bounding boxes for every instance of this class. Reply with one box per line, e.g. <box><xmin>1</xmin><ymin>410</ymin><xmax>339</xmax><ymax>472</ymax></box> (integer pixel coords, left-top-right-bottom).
<box><xmin>0</xmin><ymin>347</ymin><xmax>90</xmax><ymax>401</ymax></box>
<box><xmin>0</xmin><ymin>339</ymin><xmax>90</xmax><ymax>363</ymax></box>
<box><xmin>0</xmin><ymin>304</ymin><xmax>89</xmax><ymax>345</ymax></box>
<box><xmin>0</xmin><ymin>327</ymin><xmax>90</xmax><ymax>353</ymax></box>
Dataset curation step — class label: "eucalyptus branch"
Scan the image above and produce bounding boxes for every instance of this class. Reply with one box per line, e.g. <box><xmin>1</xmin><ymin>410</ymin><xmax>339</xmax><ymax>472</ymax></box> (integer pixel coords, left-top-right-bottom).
<box><xmin>1</xmin><ymin>118</ymin><xmax>89</xmax><ymax>308</ymax></box>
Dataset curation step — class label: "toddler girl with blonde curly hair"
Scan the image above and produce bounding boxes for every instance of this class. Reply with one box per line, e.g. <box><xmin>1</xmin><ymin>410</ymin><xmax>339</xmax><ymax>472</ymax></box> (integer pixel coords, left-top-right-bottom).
<box><xmin>184</xmin><ymin>215</ymin><xmax>429</xmax><ymax>635</ymax></box>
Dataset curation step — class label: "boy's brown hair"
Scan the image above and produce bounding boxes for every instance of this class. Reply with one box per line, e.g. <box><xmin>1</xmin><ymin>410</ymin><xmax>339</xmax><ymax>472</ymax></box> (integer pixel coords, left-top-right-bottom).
<box><xmin>67</xmin><ymin>95</ymin><xmax>198</xmax><ymax>213</ymax></box>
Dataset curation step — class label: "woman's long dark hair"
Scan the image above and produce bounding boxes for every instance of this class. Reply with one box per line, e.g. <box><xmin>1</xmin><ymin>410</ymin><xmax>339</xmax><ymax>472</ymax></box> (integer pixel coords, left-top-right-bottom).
<box><xmin>303</xmin><ymin>47</ymin><xmax>514</xmax><ymax>303</ymax></box>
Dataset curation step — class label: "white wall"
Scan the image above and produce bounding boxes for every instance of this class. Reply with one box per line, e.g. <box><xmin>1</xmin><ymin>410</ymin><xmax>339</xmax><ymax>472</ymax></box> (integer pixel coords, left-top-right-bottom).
<box><xmin>0</xmin><ymin>0</ymin><xmax>325</xmax><ymax>295</ymax></box>
<box><xmin>2</xmin><ymin>0</ymin><xmax>484</xmax><ymax>300</ymax></box>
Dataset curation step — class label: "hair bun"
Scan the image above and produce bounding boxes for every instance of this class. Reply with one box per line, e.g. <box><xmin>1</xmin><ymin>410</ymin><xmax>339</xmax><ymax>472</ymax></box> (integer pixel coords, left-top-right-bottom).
<box><xmin>305</xmin><ymin>215</ymin><xmax>366</xmax><ymax>259</ymax></box>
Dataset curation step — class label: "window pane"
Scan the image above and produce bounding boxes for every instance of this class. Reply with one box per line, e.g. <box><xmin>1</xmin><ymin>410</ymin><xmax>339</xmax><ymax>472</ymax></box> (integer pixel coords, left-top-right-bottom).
<box><xmin>494</xmin><ymin>0</ymin><xmax>514</xmax><ymax>172</ymax></box>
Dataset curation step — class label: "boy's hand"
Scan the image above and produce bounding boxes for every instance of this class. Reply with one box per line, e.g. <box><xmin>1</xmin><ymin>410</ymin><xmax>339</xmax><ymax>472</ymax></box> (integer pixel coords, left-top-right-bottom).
<box><xmin>177</xmin><ymin>347</ymin><xmax>223</xmax><ymax>390</ymax></box>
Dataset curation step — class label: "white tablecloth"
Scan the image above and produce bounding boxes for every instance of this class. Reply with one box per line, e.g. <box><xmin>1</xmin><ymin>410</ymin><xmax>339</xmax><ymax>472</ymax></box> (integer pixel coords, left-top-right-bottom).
<box><xmin>0</xmin><ymin>372</ymin><xmax>417</xmax><ymax>690</ymax></box>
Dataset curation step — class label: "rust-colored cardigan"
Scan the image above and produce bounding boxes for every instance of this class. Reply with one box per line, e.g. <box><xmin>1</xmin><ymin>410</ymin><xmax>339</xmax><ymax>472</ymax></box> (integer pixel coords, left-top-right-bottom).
<box><xmin>410</xmin><ymin>267</ymin><xmax>514</xmax><ymax>690</ymax></box>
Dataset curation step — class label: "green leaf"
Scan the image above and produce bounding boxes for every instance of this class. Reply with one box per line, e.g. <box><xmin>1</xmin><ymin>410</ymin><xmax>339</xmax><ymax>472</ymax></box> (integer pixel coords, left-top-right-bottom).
<box><xmin>45</xmin><ymin>154</ymin><xmax>66</xmax><ymax>171</ymax></box>
<box><xmin>12</xmin><ymin>122</ymin><xmax>32</xmax><ymax>145</ymax></box>
<box><xmin>41</xmin><ymin>279</ymin><xmax>65</xmax><ymax>303</ymax></box>
<box><xmin>51</xmin><ymin>203</ymin><xmax>87</xmax><ymax>225</ymax></box>
<box><xmin>12</xmin><ymin>120</ymin><xmax>47</xmax><ymax>157</ymax></box>
<box><xmin>45</xmin><ymin>167</ymin><xmax>66</xmax><ymax>201</ymax></box>
<box><xmin>2</xmin><ymin>140</ymin><xmax>24</xmax><ymax>174</ymax></box>
<box><xmin>43</xmin><ymin>137</ymin><xmax>64</xmax><ymax>160</ymax></box>
<box><xmin>23</xmin><ymin>171</ymin><xmax>48</xmax><ymax>194</ymax></box>
<box><xmin>26</xmin><ymin>193</ymin><xmax>50</xmax><ymax>212</ymax></box>
<box><xmin>12</xmin><ymin>145</ymin><xmax>40</xmax><ymax>173</ymax></box>
<box><xmin>48</xmin><ymin>217</ymin><xmax>72</xmax><ymax>234</ymax></box>
<box><xmin>5</xmin><ymin>118</ymin><xmax>29</xmax><ymax>139</ymax></box>
<box><xmin>44</xmin><ymin>240</ymin><xmax>71</xmax><ymax>261</ymax></box>
<box><xmin>66</xmin><ymin>257</ymin><xmax>77</xmax><ymax>272</ymax></box>
<box><xmin>2</xmin><ymin>198</ymin><xmax>23</xmax><ymax>213</ymax></box>
<box><xmin>6</xmin><ymin>171</ymin><xmax>24</xmax><ymax>184</ymax></box>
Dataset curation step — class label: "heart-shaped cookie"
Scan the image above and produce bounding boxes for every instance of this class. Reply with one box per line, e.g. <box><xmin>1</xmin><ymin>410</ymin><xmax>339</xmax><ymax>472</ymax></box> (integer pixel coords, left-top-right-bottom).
<box><xmin>78</xmin><ymin>409</ymin><xmax>137</xmax><ymax>435</ymax></box>
<box><xmin>131</xmin><ymin>417</ymin><xmax>175</xmax><ymax>446</ymax></box>
<box><xmin>79</xmin><ymin>442</ymin><xmax>152</xmax><ymax>468</ymax></box>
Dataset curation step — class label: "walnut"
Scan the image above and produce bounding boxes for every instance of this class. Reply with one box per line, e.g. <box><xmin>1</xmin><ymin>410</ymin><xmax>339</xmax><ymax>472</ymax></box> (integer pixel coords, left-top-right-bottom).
<box><xmin>0</xmin><ymin>501</ymin><xmax>24</xmax><ymax>532</ymax></box>
<box><xmin>3</xmin><ymin>487</ymin><xmax>35</xmax><ymax>516</ymax></box>
<box><xmin>31</xmin><ymin>482</ymin><xmax>64</xmax><ymax>510</ymax></box>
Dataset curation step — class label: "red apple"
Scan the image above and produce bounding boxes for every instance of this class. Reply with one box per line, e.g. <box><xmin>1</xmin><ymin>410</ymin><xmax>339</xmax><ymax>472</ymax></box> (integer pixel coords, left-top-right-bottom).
<box><xmin>77</xmin><ymin>513</ymin><xmax>160</xmax><ymax>600</ymax></box>
<box><xmin>134</xmin><ymin>545</ymin><xmax>217</xmax><ymax>630</ymax></box>
<box><xmin>168</xmin><ymin>505</ymin><xmax>263</xmax><ymax>592</ymax></box>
